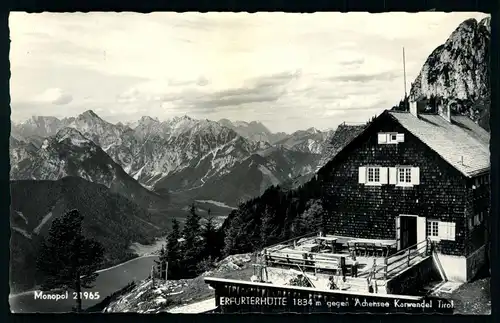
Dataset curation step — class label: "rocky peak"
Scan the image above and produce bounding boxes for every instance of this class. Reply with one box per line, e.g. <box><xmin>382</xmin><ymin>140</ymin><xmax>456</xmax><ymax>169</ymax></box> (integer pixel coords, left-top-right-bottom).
<box><xmin>409</xmin><ymin>16</ymin><xmax>490</xmax><ymax>128</ymax></box>
<box><xmin>54</xmin><ymin>127</ymin><xmax>91</xmax><ymax>144</ymax></box>
<box><xmin>479</xmin><ymin>16</ymin><xmax>491</xmax><ymax>33</ymax></box>
<box><xmin>305</xmin><ymin>127</ymin><xmax>320</xmax><ymax>134</ymax></box>
<box><xmin>139</xmin><ymin>116</ymin><xmax>160</xmax><ymax>124</ymax></box>
<box><xmin>80</xmin><ymin>110</ymin><xmax>100</xmax><ymax>120</ymax></box>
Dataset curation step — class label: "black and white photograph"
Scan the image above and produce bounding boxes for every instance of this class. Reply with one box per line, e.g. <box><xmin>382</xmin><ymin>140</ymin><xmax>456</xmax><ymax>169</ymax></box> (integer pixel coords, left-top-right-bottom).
<box><xmin>8</xmin><ymin>11</ymin><xmax>491</xmax><ymax>314</ymax></box>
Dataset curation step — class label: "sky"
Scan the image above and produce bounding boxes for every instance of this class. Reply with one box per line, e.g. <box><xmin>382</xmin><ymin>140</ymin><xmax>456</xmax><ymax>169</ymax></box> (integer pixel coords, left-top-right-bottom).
<box><xmin>9</xmin><ymin>12</ymin><xmax>489</xmax><ymax>133</ymax></box>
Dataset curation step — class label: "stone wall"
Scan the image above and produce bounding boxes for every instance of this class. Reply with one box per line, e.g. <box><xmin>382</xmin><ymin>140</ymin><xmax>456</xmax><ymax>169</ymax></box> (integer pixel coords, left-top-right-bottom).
<box><xmin>386</xmin><ymin>256</ymin><xmax>441</xmax><ymax>295</ymax></box>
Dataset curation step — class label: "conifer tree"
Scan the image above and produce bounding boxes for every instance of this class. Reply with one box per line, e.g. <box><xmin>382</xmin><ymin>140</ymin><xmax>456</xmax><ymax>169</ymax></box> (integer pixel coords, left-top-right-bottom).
<box><xmin>182</xmin><ymin>203</ymin><xmax>202</xmax><ymax>276</ymax></box>
<box><xmin>201</xmin><ymin>216</ymin><xmax>218</xmax><ymax>259</ymax></box>
<box><xmin>36</xmin><ymin>209</ymin><xmax>105</xmax><ymax>312</ymax></box>
<box><xmin>164</xmin><ymin>219</ymin><xmax>181</xmax><ymax>279</ymax></box>
<box><xmin>155</xmin><ymin>245</ymin><xmax>167</xmax><ymax>279</ymax></box>
<box><xmin>223</xmin><ymin>213</ymin><xmax>244</xmax><ymax>256</ymax></box>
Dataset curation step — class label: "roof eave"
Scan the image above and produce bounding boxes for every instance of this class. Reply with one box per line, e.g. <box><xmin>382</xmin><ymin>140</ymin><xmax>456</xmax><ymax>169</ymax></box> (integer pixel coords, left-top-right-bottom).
<box><xmin>465</xmin><ymin>167</ymin><xmax>490</xmax><ymax>178</ymax></box>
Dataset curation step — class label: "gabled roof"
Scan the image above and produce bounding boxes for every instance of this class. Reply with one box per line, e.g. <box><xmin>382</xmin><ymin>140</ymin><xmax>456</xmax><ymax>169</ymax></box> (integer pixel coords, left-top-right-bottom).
<box><xmin>388</xmin><ymin>111</ymin><xmax>490</xmax><ymax>177</ymax></box>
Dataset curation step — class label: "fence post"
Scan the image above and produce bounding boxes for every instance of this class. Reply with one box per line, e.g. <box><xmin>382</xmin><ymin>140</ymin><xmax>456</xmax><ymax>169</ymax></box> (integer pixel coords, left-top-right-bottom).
<box><xmin>151</xmin><ymin>265</ymin><xmax>155</xmax><ymax>288</ymax></box>
<box><xmin>384</xmin><ymin>257</ymin><xmax>388</xmax><ymax>280</ymax></box>
<box><xmin>407</xmin><ymin>251</ymin><xmax>411</xmax><ymax>266</ymax></box>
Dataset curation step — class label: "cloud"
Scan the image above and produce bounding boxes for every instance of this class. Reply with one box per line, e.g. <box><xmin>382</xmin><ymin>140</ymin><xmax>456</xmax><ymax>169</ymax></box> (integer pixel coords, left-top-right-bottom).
<box><xmin>9</xmin><ymin>12</ymin><xmax>490</xmax><ymax>133</ymax></box>
<box><xmin>328</xmin><ymin>71</ymin><xmax>400</xmax><ymax>83</ymax></box>
<box><xmin>340</xmin><ymin>58</ymin><xmax>365</xmax><ymax>66</ymax></box>
<box><xmin>35</xmin><ymin>88</ymin><xmax>73</xmax><ymax>105</ymax></box>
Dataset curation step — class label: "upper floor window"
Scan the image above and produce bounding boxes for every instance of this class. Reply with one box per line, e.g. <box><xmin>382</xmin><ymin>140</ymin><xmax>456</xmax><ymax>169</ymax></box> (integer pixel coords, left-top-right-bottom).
<box><xmin>474</xmin><ymin>174</ymin><xmax>490</xmax><ymax>188</ymax></box>
<box><xmin>367</xmin><ymin>167</ymin><xmax>381</xmax><ymax>184</ymax></box>
<box><xmin>378</xmin><ymin>132</ymin><xmax>405</xmax><ymax>144</ymax></box>
<box><xmin>358</xmin><ymin>166</ymin><xmax>387</xmax><ymax>186</ymax></box>
<box><xmin>398</xmin><ymin>167</ymin><xmax>412</xmax><ymax>184</ymax></box>
<box><xmin>359</xmin><ymin>166</ymin><xmax>419</xmax><ymax>186</ymax></box>
<box><xmin>390</xmin><ymin>166</ymin><xmax>420</xmax><ymax>187</ymax></box>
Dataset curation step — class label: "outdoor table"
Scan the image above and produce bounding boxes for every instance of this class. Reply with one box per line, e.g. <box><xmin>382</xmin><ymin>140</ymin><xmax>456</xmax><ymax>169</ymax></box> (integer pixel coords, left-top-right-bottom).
<box><xmin>347</xmin><ymin>238</ymin><xmax>397</xmax><ymax>257</ymax></box>
<box><xmin>300</xmin><ymin>243</ymin><xmax>320</xmax><ymax>253</ymax></box>
<box><xmin>316</xmin><ymin>236</ymin><xmax>338</xmax><ymax>253</ymax></box>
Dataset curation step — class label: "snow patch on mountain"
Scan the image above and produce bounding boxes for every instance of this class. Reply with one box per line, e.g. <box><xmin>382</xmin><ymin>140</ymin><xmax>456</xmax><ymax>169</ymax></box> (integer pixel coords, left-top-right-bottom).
<box><xmin>258</xmin><ymin>165</ymin><xmax>280</xmax><ymax>186</ymax></box>
<box><xmin>12</xmin><ymin>226</ymin><xmax>33</xmax><ymax>239</ymax></box>
<box><xmin>33</xmin><ymin>211</ymin><xmax>54</xmax><ymax>234</ymax></box>
<box><xmin>15</xmin><ymin>211</ymin><xmax>28</xmax><ymax>224</ymax></box>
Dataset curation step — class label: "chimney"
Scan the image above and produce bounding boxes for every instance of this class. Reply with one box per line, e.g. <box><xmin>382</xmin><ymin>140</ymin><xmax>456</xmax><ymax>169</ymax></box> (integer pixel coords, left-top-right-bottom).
<box><xmin>438</xmin><ymin>100</ymin><xmax>451</xmax><ymax>122</ymax></box>
<box><xmin>409</xmin><ymin>100</ymin><xmax>418</xmax><ymax>117</ymax></box>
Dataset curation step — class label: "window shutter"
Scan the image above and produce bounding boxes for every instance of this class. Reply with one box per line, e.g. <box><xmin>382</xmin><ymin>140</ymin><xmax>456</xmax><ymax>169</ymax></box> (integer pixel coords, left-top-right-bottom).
<box><xmin>388</xmin><ymin>167</ymin><xmax>397</xmax><ymax>185</ymax></box>
<box><xmin>395</xmin><ymin>217</ymin><xmax>401</xmax><ymax>250</ymax></box>
<box><xmin>377</xmin><ymin>133</ymin><xmax>387</xmax><ymax>144</ymax></box>
<box><xmin>379</xmin><ymin>167</ymin><xmax>388</xmax><ymax>184</ymax></box>
<box><xmin>411</xmin><ymin>167</ymin><xmax>420</xmax><ymax>185</ymax></box>
<box><xmin>417</xmin><ymin>217</ymin><xmax>426</xmax><ymax>243</ymax></box>
<box><xmin>447</xmin><ymin>222</ymin><xmax>456</xmax><ymax>241</ymax></box>
<box><xmin>396</xmin><ymin>133</ymin><xmax>405</xmax><ymax>143</ymax></box>
<box><xmin>438</xmin><ymin>222</ymin><xmax>447</xmax><ymax>240</ymax></box>
<box><xmin>358</xmin><ymin>167</ymin><xmax>366</xmax><ymax>184</ymax></box>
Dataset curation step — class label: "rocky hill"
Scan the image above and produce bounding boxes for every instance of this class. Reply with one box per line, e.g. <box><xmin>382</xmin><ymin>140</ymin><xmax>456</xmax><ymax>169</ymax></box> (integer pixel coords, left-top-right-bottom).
<box><xmin>103</xmin><ymin>253</ymin><xmax>254</xmax><ymax>313</ymax></box>
<box><xmin>409</xmin><ymin>16</ymin><xmax>490</xmax><ymax>130</ymax></box>
<box><xmin>218</xmin><ymin>118</ymin><xmax>288</xmax><ymax>144</ymax></box>
<box><xmin>10</xmin><ymin>127</ymin><xmax>171</xmax><ymax>214</ymax></box>
<box><xmin>274</xmin><ymin>127</ymin><xmax>332</xmax><ymax>154</ymax></box>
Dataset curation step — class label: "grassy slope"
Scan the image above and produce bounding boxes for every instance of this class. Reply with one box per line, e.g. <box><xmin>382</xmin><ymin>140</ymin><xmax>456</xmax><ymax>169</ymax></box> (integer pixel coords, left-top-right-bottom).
<box><xmin>9</xmin><ymin>177</ymin><xmax>159</xmax><ymax>293</ymax></box>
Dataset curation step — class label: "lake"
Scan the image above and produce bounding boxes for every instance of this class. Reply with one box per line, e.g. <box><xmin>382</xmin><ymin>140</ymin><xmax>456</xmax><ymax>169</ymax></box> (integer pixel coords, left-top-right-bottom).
<box><xmin>9</xmin><ymin>255</ymin><xmax>157</xmax><ymax>313</ymax></box>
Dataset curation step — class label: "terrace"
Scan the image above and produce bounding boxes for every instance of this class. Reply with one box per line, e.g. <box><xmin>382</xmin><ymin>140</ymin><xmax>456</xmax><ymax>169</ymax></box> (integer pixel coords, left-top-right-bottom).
<box><xmin>250</xmin><ymin>232</ymin><xmax>434</xmax><ymax>295</ymax></box>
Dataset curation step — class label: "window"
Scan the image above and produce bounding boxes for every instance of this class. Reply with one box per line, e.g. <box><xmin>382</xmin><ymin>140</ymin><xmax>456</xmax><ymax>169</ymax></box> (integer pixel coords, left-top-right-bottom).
<box><xmin>359</xmin><ymin>167</ymin><xmax>388</xmax><ymax>185</ymax></box>
<box><xmin>427</xmin><ymin>220</ymin><xmax>456</xmax><ymax>241</ymax></box>
<box><xmin>474</xmin><ymin>214</ymin><xmax>480</xmax><ymax>226</ymax></box>
<box><xmin>398</xmin><ymin>167</ymin><xmax>412</xmax><ymax>184</ymax></box>
<box><xmin>367</xmin><ymin>167</ymin><xmax>380</xmax><ymax>183</ymax></box>
<box><xmin>427</xmin><ymin>220</ymin><xmax>439</xmax><ymax>237</ymax></box>
<box><xmin>378</xmin><ymin>132</ymin><xmax>405</xmax><ymax>144</ymax></box>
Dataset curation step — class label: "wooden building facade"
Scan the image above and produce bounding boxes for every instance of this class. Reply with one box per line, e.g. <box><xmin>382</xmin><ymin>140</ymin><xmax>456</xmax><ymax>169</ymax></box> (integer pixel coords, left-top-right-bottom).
<box><xmin>317</xmin><ymin>107</ymin><xmax>490</xmax><ymax>282</ymax></box>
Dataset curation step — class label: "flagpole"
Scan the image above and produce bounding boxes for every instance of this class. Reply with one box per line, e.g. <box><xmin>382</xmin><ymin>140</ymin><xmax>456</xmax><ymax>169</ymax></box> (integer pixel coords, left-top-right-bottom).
<box><xmin>403</xmin><ymin>47</ymin><xmax>407</xmax><ymax>98</ymax></box>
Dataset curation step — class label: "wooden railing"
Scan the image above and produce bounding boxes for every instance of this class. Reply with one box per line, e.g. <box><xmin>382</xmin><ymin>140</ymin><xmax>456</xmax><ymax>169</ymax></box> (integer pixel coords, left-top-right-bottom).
<box><xmin>382</xmin><ymin>238</ymin><xmax>431</xmax><ymax>280</ymax></box>
<box><xmin>263</xmin><ymin>252</ymin><xmax>341</xmax><ymax>272</ymax></box>
<box><xmin>264</xmin><ymin>232</ymin><xmax>318</xmax><ymax>251</ymax></box>
<box><xmin>263</xmin><ymin>234</ymin><xmax>432</xmax><ymax>282</ymax></box>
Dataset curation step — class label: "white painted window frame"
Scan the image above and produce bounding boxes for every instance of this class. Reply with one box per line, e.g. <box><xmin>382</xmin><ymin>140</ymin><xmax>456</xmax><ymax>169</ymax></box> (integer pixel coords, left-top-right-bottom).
<box><xmin>397</xmin><ymin>167</ymin><xmax>412</xmax><ymax>186</ymax></box>
<box><xmin>391</xmin><ymin>166</ymin><xmax>420</xmax><ymax>187</ymax></box>
<box><xmin>366</xmin><ymin>167</ymin><xmax>381</xmax><ymax>185</ymax></box>
<box><xmin>427</xmin><ymin>219</ymin><xmax>456</xmax><ymax>241</ymax></box>
<box><xmin>377</xmin><ymin>132</ymin><xmax>405</xmax><ymax>145</ymax></box>
<box><xmin>427</xmin><ymin>220</ymin><xmax>439</xmax><ymax>240</ymax></box>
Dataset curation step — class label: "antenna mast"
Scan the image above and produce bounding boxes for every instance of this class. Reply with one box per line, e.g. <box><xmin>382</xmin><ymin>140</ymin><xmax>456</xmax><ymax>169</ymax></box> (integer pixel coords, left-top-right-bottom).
<box><xmin>403</xmin><ymin>47</ymin><xmax>407</xmax><ymax>98</ymax></box>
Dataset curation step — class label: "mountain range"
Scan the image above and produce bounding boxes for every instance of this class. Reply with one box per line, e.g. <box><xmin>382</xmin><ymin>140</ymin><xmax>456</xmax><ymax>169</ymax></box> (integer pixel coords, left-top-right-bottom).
<box><xmin>11</xmin><ymin>111</ymin><xmax>332</xmax><ymax>207</ymax></box>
